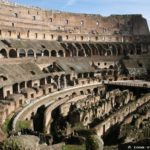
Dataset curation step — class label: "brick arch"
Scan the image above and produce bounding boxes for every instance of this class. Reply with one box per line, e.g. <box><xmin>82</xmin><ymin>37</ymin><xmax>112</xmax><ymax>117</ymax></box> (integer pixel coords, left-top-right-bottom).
<box><xmin>128</xmin><ymin>44</ymin><xmax>136</xmax><ymax>55</ymax></box>
<box><xmin>116</xmin><ymin>44</ymin><xmax>124</xmax><ymax>56</ymax></box>
<box><xmin>82</xmin><ymin>43</ymin><xmax>91</xmax><ymax>56</ymax></box>
<box><xmin>9</xmin><ymin>49</ymin><xmax>17</xmax><ymax>58</ymax></box>
<box><xmin>96</xmin><ymin>44</ymin><xmax>105</xmax><ymax>56</ymax></box>
<box><xmin>43</xmin><ymin>49</ymin><xmax>50</xmax><ymax>57</ymax></box>
<box><xmin>27</xmin><ymin>49</ymin><xmax>34</xmax><ymax>57</ymax></box>
<box><xmin>51</xmin><ymin>50</ymin><xmax>57</xmax><ymax>57</ymax></box>
<box><xmin>36</xmin><ymin>50</ymin><xmax>42</xmax><ymax>57</ymax></box>
<box><xmin>0</xmin><ymin>48</ymin><xmax>7</xmax><ymax>58</ymax></box>
<box><xmin>18</xmin><ymin>49</ymin><xmax>26</xmax><ymax>57</ymax></box>
<box><xmin>58</xmin><ymin>50</ymin><xmax>65</xmax><ymax>57</ymax></box>
<box><xmin>110</xmin><ymin>44</ymin><xmax>117</xmax><ymax>56</ymax></box>
<box><xmin>136</xmin><ymin>44</ymin><xmax>142</xmax><ymax>55</ymax></box>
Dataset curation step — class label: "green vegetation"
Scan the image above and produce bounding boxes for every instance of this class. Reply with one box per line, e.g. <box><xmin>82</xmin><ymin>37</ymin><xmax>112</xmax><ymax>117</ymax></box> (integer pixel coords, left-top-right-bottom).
<box><xmin>62</xmin><ymin>144</ymin><xmax>86</xmax><ymax>150</ymax></box>
<box><xmin>0</xmin><ymin>138</ymin><xmax>24</xmax><ymax>150</ymax></box>
<box><xmin>16</xmin><ymin>120</ymin><xmax>31</xmax><ymax>131</ymax></box>
<box><xmin>2</xmin><ymin>117</ymin><xmax>12</xmax><ymax>133</ymax></box>
<box><xmin>86</xmin><ymin>135</ymin><xmax>103</xmax><ymax>150</ymax></box>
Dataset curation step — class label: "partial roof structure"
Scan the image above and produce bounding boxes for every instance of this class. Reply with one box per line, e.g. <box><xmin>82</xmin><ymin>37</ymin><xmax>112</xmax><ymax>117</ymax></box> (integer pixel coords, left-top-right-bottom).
<box><xmin>0</xmin><ymin>62</ymin><xmax>48</xmax><ymax>88</ymax></box>
<box><xmin>0</xmin><ymin>39</ymin><xmax>65</xmax><ymax>51</ymax></box>
<box><xmin>56</xmin><ymin>58</ymin><xmax>95</xmax><ymax>74</ymax></box>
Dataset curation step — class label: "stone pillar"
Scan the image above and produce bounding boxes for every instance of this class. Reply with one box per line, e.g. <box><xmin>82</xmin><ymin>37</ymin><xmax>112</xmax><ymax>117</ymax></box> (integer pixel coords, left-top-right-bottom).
<box><xmin>76</xmin><ymin>49</ymin><xmax>78</xmax><ymax>57</ymax></box>
<box><xmin>64</xmin><ymin>76</ymin><xmax>67</xmax><ymax>88</ymax></box>
<box><xmin>41</xmin><ymin>51</ymin><xmax>44</xmax><ymax>57</ymax></box>
<box><xmin>44</xmin><ymin>78</ymin><xmax>47</xmax><ymax>85</ymax></box>
<box><xmin>22</xmin><ymin>81</ymin><xmax>27</xmax><ymax>89</ymax></box>
<box><xmin>56</xmin><ymin>52</ymin><xmax>59</xmax><ymax>57</ymax></box>
<box><xmin>34</xmin><ymin>52</ymin><xmax>36</xmax><ymax>58</ymax></box>
<box><xmin>17</xmin><ymin>84</ymin><xmax>21</xmax><ymax>93</ymax></box>
<box><xmin>17</xmin><ymin>50</ymin><xmax>20</xmax><ymax>58</ymax></box>
<box><xmin>58</xmin><ymin>77</ymin><xmax>61</xmax><ymax>89</ymax></box>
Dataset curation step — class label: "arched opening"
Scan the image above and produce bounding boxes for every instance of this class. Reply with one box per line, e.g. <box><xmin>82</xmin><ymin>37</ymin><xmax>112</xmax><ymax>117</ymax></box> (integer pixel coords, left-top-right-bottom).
<box><xmin>83</xmin><ymin>73</ymin><xmax>88</xmax><ymax>78</ymax></box>
<box><xmin>27</xmin><ymin>49</ymin><xmax>34</xmax><ymax>57</ymax></box>
<box><xmin>9</xmin><ymin>49</ymin><xmax>17</xmax><ymax>58</ymax></box>
<box><xmin>20</xmin><ymin>81</ymin><xmax>26</xmax><ymax>89</ymax></box>
<box><xmin>106</xmin><ymin>50</ymin><xmax>112</xmax><ymax>56</ymax></box>
<box><xmin>13</xmin><ymin>83</ymin><xmax>19</xmax><ymax>93</ymax></box>
<box><xmin>58</xmin><ymin>50</ymin><xmax>64</xmax><ymax>57</ymax></box>
<box><xmin>43</xmin><ymin>50</ymin><xmax>49</xmax><ymax>56</ymax></box>
<box><xmin>96</xmin><ymin>44</ymin><xmax>104</xmax><ymax>56</ymax></box>
<box><xmin>36</xmin><ymin>50</ymin><xmax>42</xmax><ymax>57</ymax></box>
<box><xmin>51</xmin><ymin>50</ymin><xmax>57</xmax><ymax>57</ymax></box>
<box><xmin>111</xmin><ymin>45</ymin><xmax>117</xmax><ymax>56</ymax></box>
<box><xmin>117</xmin><ymin>45</ymin><xmax>123</xmax><ymax>56</ymax></box>
<box><xmin>80</xmin><ymin>91</ymin><xmax>84</xmax><ymax>95</ymax></box>
<box><xmin>46</xmin><ymin>76</ymin><xmax>52</xmax><ymax>84</ymax></box>
<box><xmin>65</xmin><ymin>49</ymin><xmax>70</xmax><ymax>57</ymax></box>
<box><xmin>27</xmin><ymin>80</ymin><xmax>32</xmax><ymax>88</ymax></box>
<box><xmin>128</xmin><ymin>44</ymin><xmax>135</xmax><ymax>55</ymax></box>
<box><xmin>136</xmin><ymin>45</ymin><xmax>141</xmax><ymax>55</ymax></box>
<box><xmin>69</xmin><ymin>44</ymin><xmax>77</xmax><ymax>57</ymax></box>
<box><xmin>18</xmin><ymin>49</ymin><xmax>26</xmax><ymax>57</ymax></box>
<box><xmin>78</xmin><ymin>49</ymin><xmax>84</xmax><ymax>57</ymax></box>
<box><xmin>82</xmin><ymin>43</ymin><xmax>91</xmax><ymax>56</ymax></box>
<box><xmin>0</xmin><ymin>49</ymin><xmax>7</xmax><ymax>58</ymax></box>
<box><xmin>53</xmin><ymin>75</ymin><xmax>59</xmax><ymax>87</ymax></box>
<box><xmin>78</xmin><ymin>73</ymin><xmax>82</xmax><ymax>78</ymax></box>
<box><xmin>60</xmin><ymin>74</ymin><xmax>65</xmax><ymax>88</ymax></box>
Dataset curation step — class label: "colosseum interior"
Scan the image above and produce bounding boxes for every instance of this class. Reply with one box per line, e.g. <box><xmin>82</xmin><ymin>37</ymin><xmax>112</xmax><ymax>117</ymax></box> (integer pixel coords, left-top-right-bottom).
<box><xmin>0</xmin><ymin>0</ymin><xmax>150</xmax><ymax>150</ymax></box>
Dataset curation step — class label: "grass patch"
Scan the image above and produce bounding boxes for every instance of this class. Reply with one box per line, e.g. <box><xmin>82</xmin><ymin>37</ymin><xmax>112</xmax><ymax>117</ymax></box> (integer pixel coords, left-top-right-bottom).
<box><xmin>62</xmin><ymin>145</ymin><xmax>86</xmax><ymax>150</ymax></box>
<box><xmin>16</xmin><ymin>120</ymin><xmax>31</xmax><ymax>131</ymax></box>
<box><xmin>2</xmin><ymin>117</ymin><xmax>12</xmax><ymax>133</ymax></box>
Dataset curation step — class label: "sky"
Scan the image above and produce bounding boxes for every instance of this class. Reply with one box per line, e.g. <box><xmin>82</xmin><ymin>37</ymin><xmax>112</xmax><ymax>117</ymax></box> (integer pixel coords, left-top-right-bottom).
<box><xmin>10</xmin><ymin>0</ymin><xmax>150</xmax><ymax>29</ymax></box>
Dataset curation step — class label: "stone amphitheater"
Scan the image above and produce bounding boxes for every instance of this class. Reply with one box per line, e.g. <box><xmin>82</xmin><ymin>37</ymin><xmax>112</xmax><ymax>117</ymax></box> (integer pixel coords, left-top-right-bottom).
<box><xmin>0</xmin><ymin>0</ymin><xmax>150</xmax><ymax>150</ymax></box>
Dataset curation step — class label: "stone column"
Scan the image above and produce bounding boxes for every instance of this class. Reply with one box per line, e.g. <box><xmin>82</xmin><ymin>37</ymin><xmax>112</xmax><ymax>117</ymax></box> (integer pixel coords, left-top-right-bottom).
<box><xmin>64</xmin><ymin>76</ymin><xmax>67</xmax><ymax>88</ymax></box>
<box><xmin>58</xmin><ymin>77</ymin><xmax>61</xmax><ymax>89</ymax></box>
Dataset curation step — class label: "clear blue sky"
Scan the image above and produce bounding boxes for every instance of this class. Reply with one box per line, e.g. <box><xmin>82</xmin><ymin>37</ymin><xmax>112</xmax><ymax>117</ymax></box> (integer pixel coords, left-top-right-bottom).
<box><xmin>10</xmin><ymin>0</ymin><xmax>150</xmax><ymax>29</ymax></box>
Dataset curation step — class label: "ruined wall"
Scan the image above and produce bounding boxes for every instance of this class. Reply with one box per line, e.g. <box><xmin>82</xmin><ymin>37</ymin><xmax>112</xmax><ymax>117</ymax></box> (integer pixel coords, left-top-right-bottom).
<box><xmin>0</xmin><ymin>2</ymin><xmax>149</xmax><ymax>42</ymax></box>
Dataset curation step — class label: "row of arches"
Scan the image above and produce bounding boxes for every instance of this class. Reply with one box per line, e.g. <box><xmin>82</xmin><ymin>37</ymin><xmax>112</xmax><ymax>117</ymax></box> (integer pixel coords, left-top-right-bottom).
<box><xmin>61</xmin><ymin>43</ymin><xmax>145</xmax><ymax>57</ymax></box>
<box><xmin>0</xmin><ymin>43</ymin><xmax>146</xmax><ymax>58</ymax></box>
<box><xmin>0</xmin><ymin>49</ymin><xmax>65</xmax><ymax>58</ymax></box>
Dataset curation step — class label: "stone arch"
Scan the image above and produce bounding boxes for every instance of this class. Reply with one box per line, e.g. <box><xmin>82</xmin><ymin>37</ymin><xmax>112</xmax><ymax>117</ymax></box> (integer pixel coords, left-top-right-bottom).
<box><xmin>116</xmin><ymin>44</ymin><xmax>123</xmax><ymax>56</ymax></box>
<box><xmin>9</xmin><ymin>49</ymin><xmax>17</xmax><ymax>58</ymax></box>
<box><xmin>80</xmin><ymin>90</ymin><xmax>84</xmax><ymax>95</ymax></box>
<box><xmin>71</xmin><ymin>44</ymin><xmax>77</xmax><ymax>57</ymax></box>
<box><xmin>46</xmin><ymin>76</ymin><xmax>52</xmax><ymax>84</ymax></box>
<box><xmin>65</xmin><ymin>49</ymin><xmax>71</xmax><ymax>57</ymax></box>
<box><xmin>51</xmin><ymin>50</ymin><xmax>57</xmax><ymax>57</ymax></box>
<box><xmin>27</xmin><ymin>49</ymin><xmax>34</xmax><ymax>57</ymax></box>
<box><xmin>36</xmin><ymin>50</ymin><xmax>42</xmax><ymax>57</ymax></box>
<box><xmin>122</xmin><ymin>44</ymin><xmax>128</xmax><ymax>56</ymax></box>
<box><xmin>72</xmin><ymin>92</ymin><xmax>77</xmax><ymax>98</ymax></box>
<box><xmin>53</xmin><ymin>75</ymin><xmax>60</xmax><ymax>88</ymax></box>
<box><xmin>78</xmin><ymin>49</ymin><xmax>84</xmax><ymax>57</ymax></box>
<box><xmin>0</xmin><ymin>48</ymin><xmax>7</xmax><ymax>58</ymax></box>
<box><xmin>60</xmin><ymin>74</ymin><xmax>66</xmax><ymax>88</ymax></box>
<box><xmin>110</xmin><ymin>44</ymin><xmax>117</xmax><ymax>56</ymax></box>
<box><xmin>90</xmin><ymin>44</ymin><xmax>99</xmax><ymax>55</ymax></box>
<box><xmin>105</xmin><ymin>50</ymin><xmax>112</xmax><ymax>56</ymax></box>
<box><xmin>60</xmin><ymin>43</ymin><xmax>70</xmax><ymax>57</ymax></box>
<box><xmin>78</xmin><ymin>73</ymin><xmax>82</xmax><ymax>78</ymax></box>
<box><xmin>136</xmin><ymin>44</ymin><xmax>142</xmax><ymax>55</ymax></box>
<box><xmin>82</xmin><ymin>43</ymin><xmax>91</xmax><ymax>56</ymax></box>
<box><xmin>58</xmin><ymin>50</ymin><xmax>64</xmax><ymax>57</ymax></box>
<box><xmin>83</xmin><ymin>72</ymin><xmax>88</xmax><ymax>78</ymax></box>
<box><xmin>18</xmin><ymin>49</ymin><xmax>26</xmax><ymax>57</ymax></box>
<box><xmin>96</xmin><ymin>44</ymin><xmax>105</xmax><ymax>56</ymax></box>
<box><xmin>128</xmin><ymin>44</ymin><xmax>135</xmax><ymax>55</ymax></box>
<box><xmin>43</xmin><ymin>50</ymin><xmax>49</xmax><ymax>56</ymax></box>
